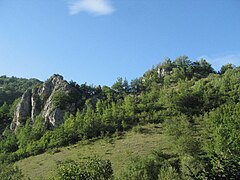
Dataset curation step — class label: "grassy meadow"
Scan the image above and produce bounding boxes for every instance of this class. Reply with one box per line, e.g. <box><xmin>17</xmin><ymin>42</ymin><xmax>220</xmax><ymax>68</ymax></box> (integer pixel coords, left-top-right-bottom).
<box><xmin>15</xmin><ymin>123</ymin><xmax>172</xmax><ymax>179</ymax></box>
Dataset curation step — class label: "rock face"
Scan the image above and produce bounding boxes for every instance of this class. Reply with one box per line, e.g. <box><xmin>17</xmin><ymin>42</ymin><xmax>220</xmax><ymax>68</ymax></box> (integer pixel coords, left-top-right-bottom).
<box><xmin>10</xmin><ymin>74</ymin><xmax>78</xmax><ymax>131</ymax></box>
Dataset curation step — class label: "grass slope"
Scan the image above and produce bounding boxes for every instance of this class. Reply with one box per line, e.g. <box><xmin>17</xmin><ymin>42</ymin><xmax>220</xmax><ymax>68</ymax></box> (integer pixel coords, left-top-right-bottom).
<box><xmin>15</xmin><ymin>123</ymin><xmax>172</xmax><ymax>179</ymax></box>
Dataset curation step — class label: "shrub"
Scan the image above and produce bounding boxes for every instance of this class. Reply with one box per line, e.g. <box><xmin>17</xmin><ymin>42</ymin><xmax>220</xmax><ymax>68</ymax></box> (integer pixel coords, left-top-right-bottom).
<box><xmin>132</xmin><ymin>124</ymin><xmax>145</xmax><ymax>134</ymax></box>
<box><xmin>120</xmin><ymin>150</ymin><xmax>180</xmax><ymax>180</ymax></box>
<box><xmin>52</xmin><ymin>90</ymin><xmax>70</xmax><ymax>109</ymax></box>
<box><xmin>0</xmin><ymin>163</ymin><xmax>24</xmax><ymax>180</ymax></box>
<box><xmin>54</xmin><ymin>157</ymin><xmax>113</xmax><ymax>180</ymax></box>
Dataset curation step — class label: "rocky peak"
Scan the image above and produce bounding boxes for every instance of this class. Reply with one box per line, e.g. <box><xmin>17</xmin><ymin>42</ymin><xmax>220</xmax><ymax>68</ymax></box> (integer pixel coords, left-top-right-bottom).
<box><xmin>10</xmin><ymin>74</ymin><xmax>79</xmax><ymax>131</ymax></box>
<box><xmin>40</xmin><ymin>74</ymin><xmax>65</xmax><ymax>96</ymax></box>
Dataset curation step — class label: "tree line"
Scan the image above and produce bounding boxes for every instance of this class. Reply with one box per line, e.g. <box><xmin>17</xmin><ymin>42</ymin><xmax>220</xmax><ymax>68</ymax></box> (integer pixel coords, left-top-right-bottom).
<box><xmin>0</xmin><ymin>56</ymin><xmax>239</xmax><ymax>179</ymax></box>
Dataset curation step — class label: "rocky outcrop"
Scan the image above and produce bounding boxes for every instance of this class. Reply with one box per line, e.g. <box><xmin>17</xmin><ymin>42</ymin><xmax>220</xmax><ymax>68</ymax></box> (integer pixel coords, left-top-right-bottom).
<box><xmin>10</xmin><ymin>89</ymin><xmax>32</xmax><ymax>130</ymax></box>
<box><xmin>10</xmin><ymin>74</ymin><xmax>79</xmax><ymax>131</ymax></box>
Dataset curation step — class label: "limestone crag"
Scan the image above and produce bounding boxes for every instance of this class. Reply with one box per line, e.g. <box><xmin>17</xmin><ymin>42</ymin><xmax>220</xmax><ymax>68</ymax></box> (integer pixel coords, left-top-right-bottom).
<box><xmin>10</xmin><ymin>74</ymin><xmax>78</xmax><ymax>131</ymax></box>
<box><xmin>10</xmin><ymin>89</ymin><xmax>32</xmax><ymax>130</ymax></box>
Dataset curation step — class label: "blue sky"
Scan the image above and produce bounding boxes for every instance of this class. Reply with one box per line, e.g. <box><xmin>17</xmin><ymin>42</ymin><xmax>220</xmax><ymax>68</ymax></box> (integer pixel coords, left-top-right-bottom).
<box><xmin>0</xmin><ymin>0</ymin><xmax>240</xmax><ymax>86</ymax></box>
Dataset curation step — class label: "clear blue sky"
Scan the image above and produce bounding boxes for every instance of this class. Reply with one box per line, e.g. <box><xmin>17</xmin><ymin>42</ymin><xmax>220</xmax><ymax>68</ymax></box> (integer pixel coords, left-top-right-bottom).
<box><xmin>0</xmin><ymin>0</ymin><xmax>240</xmax><ymax>86</ymax></box>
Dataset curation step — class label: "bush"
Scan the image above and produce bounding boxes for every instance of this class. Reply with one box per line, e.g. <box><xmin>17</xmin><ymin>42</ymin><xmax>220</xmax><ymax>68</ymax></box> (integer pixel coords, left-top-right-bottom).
<box><xmin>52</xmin><ymin>90</ymin><xmax>70</xmax><ymax>109</ymax></box>
<box><xmin>0</xmin><ymin>163</ymin><xmax>25</xmax><ymax>180</ymax></box>
<box><xmin>120</xmin><ymin>150</ymin><xmax>180</xmax><ymax>180</ymax></box>
<box><xmin>194</xmin><ymin>154</ymin><xmax>240</xmax><ymax>180</ymax></box>
<box><xmin>158</xmin><ymin>165</ymin><xmax>180</xmax><ymax>180</ymax></box>
<box><xmin>54</xmin><ymin>157</ymin><xmax>113</xmax><ymax>180</ymax></box>
<box><xmin>132</xmin><ymin>124</ymin><xmax>145</xmax><ymax>134</ymax></box>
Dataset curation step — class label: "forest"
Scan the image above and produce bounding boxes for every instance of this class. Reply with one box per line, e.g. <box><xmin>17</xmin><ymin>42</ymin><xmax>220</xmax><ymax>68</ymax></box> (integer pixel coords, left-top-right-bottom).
<box><xmin>0</xmin><ymin>56</ymin><xmax>239</xmax><ymax>179</ymax></box>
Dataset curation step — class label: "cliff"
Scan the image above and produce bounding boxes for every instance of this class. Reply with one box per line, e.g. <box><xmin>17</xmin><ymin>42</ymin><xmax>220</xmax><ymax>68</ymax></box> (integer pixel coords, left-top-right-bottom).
<box><xmin>10</xmin><ymin>74</ymin><xmax>79</xmax><ymax>131</ymax></box>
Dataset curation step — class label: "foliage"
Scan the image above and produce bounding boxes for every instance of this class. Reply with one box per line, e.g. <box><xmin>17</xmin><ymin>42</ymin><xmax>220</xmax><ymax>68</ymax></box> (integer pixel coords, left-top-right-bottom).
<box><xmin>14</xmin><ymin>123</ymin><xmax>165</xmax><ymax>179</ymax></box>
<box><xmin>120</xmin><ymin>150</ymin><xmax>180</xmax><ymax>180</ymax></box>
<box><xmin>0</xmin><ymin>102</ymin><xmax>11</xmax><ymax>133</ymax></box>
<box><xmin>0</xmin><ymin>58</ymin><xmax>240</xmax><ymax>179</ymax></box>
<box><xmin>219</xmin><ymin>63</ymin><xmax>235</xmax><ymax>74</ymax></box>
<box><xmin>158</xmin><ymin>165</ymin><xmax>180</xmax><ymax>180</ymax></box>
<box><xmin>194</xmin><ymin>154</ymin><xmax>240</xmax><ymax>180</ymax></box>
<box><xmin>195</xmin><ymin>102</ymin><xmax>240</xmax><ymax>179</ymax></box>
<box><xmin>0</xmin><ymin>129</ymin><xmax>18</xmax><ymax>154</ymax></box>
<box><xmin>54</xmin><ymin>157</ymin><xmax>113</xmax><ymax>180</ymax></box>
<box><xmin>0</xmin><ymin>76</ymin><xmax>41</xmax><ymax>106</ymax></box>
<box><xmin>52</xmin><ymin>90</ymin><xmax>70</xmax><ymax>109</ymax></box>
<box><xmin>0</xmin><ymin>163</ymin><xmax>24</xmax><ymax>180</ymax></box>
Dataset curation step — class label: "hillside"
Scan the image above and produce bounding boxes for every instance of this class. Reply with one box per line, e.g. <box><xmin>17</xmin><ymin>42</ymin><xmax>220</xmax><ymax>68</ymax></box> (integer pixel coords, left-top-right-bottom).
<box><xmin>0</xmin><ymin>76</ymin><xmax>41</xmax><ymax>134</ymax></box>
<box><xmin>0</xmin><ymin>76</ymin><xmax>41</xmax><ymax>106</ymax></box>
<box><xmin>0</xmin><ymin>57</ymin><xmax>240</xmax><ymax>179</ymax></box>
<box><xmin>15</xmin><ymin>123</ymin><xmax>169</xmax><ymax>179</ymax></box>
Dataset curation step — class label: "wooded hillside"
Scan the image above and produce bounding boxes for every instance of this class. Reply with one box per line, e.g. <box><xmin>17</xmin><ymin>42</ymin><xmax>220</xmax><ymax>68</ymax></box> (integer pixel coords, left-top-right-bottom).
<box><xmin>0</xmin><ymin>56</ymin><xmax>239</xmax><ymax>179</ymax></box>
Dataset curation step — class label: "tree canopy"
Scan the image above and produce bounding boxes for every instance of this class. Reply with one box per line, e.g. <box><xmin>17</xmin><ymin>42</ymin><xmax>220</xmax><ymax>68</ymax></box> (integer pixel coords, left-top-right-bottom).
<box><xmin>0</xmin><ymin>57</ymin><xmax>239</xmax><ymax>179</ymax></box>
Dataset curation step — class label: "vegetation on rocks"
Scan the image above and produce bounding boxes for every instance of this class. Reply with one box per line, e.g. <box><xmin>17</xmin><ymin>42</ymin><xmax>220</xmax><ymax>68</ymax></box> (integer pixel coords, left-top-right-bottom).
<box><xmin>0</xmin><ymin>56</ymin><xmax>239</xmax><ymax>179</ymax></box>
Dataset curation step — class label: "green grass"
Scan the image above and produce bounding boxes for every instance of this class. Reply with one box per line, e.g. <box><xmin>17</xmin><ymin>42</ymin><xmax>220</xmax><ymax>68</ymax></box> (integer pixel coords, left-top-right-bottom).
<box><xmin>15</xmin><ymin>123</ymin><xmax>172</xmax><ymax>179</ymax></box>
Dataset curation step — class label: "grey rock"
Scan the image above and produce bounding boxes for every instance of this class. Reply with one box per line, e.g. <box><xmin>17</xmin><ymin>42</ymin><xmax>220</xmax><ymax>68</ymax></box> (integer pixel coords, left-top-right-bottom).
<box><xmin>10</xmin><ymin>89</ymin><xmax>32</xmax><ymax>130</ymax></box>
<box><xmin>10</xmin><ymin>74</ymin><xmax>78</xmax><ymax>131</ymax></box>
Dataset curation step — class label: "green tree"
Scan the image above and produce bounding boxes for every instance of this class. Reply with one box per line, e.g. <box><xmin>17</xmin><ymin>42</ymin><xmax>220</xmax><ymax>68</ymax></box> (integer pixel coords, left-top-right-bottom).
<box><xmin>130</xmin><ymin>78</ymin><xmax>145</xmax><ymax>94</ymax></box>
<box><xmin>174</xmin><ymin>56</ymin><xmax>191</xmax><ymax>73</ymax></box>
<box><xmin>0</xmin><ymin>102</ymin><xmax>10</xmax><ymax>122</ymax></box>
<box><xmin>52</xmin><ymin>90</ymin><xmax>69</xmax><ymax>109</ymax></box>
<box><xmin>31</xmin><ymin>115</ymin><xmax>46</xmax><ymax>141</ymax></box>
<box><xmin>192</xmin><ymin>59</ymin><xmax>214</xmax><ymax>78</ymax></box>
<box><xmin>16</xmin><ymin>119</ymin><xmax>32</xmax><ymax>149</ymax></box>
<box><xmin>63</xmin><ymin>114</ymin><xmax>78</xmax><ymax>143</ymax></box>
<box><xmin>0</xmin><ymin>129</ymin><xmax>18</xmax><ymax>153</ymax></box>
<box><xmin>112</xmin><ymin>77</ymin><xmax>130</xmax><ymax>94</ymax></box>
<box><xmin>197</xmin><ymin>102</ymin><xmax>240</xmax><ymax>179</ymax></box>
<box><xmin>220</xmin><ymin>63</ymin><xmax>235</xmax><ymax>74</ymax></box>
